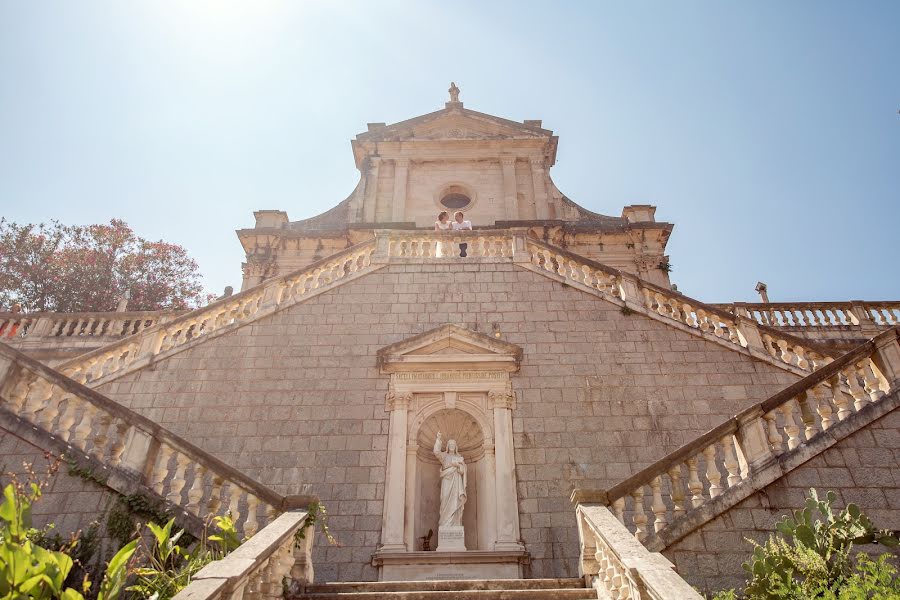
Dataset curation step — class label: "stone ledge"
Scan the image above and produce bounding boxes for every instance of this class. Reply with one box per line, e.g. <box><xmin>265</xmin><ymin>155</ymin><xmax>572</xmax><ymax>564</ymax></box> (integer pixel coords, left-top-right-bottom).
<box><xmin>372</xmin><ymin>550</ymin><xmax>530</xmax><ymax>581</ymax></box>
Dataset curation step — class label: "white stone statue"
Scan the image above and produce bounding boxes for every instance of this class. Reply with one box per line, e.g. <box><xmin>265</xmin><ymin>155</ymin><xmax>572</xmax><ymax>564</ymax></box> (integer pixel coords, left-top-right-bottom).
<box><xmin>433</xmin><ymin>431</ymin><xmax>467</xmax><ymax>527</ymax></box>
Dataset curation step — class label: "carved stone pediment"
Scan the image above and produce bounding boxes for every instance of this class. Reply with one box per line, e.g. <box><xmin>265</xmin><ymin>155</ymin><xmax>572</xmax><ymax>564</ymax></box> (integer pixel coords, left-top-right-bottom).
<box><xmin>377</xmin><ymin>324</ymin><xmax>522</xmax><ymax>373</ymax></box>
<box><xmin>358</xmin><ymin>109</ymin><xmax>551</xmax><ymax>143</ymax></box>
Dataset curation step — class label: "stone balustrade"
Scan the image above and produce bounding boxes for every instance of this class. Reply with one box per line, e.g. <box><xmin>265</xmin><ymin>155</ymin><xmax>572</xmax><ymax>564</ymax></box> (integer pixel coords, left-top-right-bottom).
<box><xmin>46</xmin><ymin>232</ymin><xmax>849</xmax><ymax>389</ymax></box>
<box><xmin>574</xmin><ymin>503</ymin><xmax>703</xmax><ymax>599</ymax></box>
<box><xmin>0</xmin><ymin>310</ymin><xmax>183</xmax><ymax>340</ymax></box>
<box><xmin>597</xmin><ymin>327</ymin><xmax>900</xmax><ymax>543</ymax></box>
<box><xmin>713</xmin><ymin>301</ymin><xmax>900</xmax><ymax>331</ymax></box>
<box><xmin>385</xmin><ymin>230</ymin><xmax>514</xmax><ymax>259</ymax></box>
<box><xmin>0</xmin><ymin>342</ymin><xmax>312</xmax><ymax>537</ymax></box>
<box><xmin>523</xmin><ymin>237</ymin><xmax>833</xmax><ymax>375</ymax></box>
<box><xmin>171</xmin><ymin>510</ymin><xmax>315</xmax><ymax>600</ymax></box>
<box><xmin>55</xmin><ymin>242</ymin><xmax>377</xmax><ymax>386</ymax></box>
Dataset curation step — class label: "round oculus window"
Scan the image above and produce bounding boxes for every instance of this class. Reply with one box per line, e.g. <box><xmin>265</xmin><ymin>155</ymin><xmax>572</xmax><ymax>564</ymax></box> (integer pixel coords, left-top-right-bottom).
<box><xmin>440</xmin><ymin>193</ymin><xmax>471</xmax><ymax>210</ymax></box>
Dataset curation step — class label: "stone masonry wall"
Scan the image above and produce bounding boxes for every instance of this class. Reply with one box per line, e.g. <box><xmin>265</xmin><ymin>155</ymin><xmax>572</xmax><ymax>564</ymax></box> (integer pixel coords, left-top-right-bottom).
<box><xmin>663</xmin><ymin>406</ymin><xmax>900</xmax><ymax>595</ymax></box>
<box><xmin>0</xmin><ymin>427</ymin><xmax>125</xmax><ymax>573</ymax></box>
<box><xmin>95</xmin><ymin>262</ymin><xmax>800</xmax><ymax>581</ymax></box>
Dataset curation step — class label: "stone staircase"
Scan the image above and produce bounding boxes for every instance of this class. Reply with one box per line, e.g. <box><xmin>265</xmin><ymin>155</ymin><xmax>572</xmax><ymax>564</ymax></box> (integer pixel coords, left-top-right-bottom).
<box><xmin>292</xmin><ymin>579</ymin><xmax>593</xmax><ymax>600</ymax></box>
<box><xmin>573</xmin><ymin>326</ymin><xmax>900</xmax><ymax>553</ymax></box>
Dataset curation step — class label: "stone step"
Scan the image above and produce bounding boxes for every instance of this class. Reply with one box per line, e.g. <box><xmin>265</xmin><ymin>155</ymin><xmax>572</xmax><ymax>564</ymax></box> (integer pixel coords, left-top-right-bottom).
<box><xmin>296</xmin><ymin>590</ymin><xmax>595</xmax><ymax>600</ymax></box>
<box><xmin>302</xmin><ymin>579</ymin><xmax>586</xmax><ymax>594</ymax></box>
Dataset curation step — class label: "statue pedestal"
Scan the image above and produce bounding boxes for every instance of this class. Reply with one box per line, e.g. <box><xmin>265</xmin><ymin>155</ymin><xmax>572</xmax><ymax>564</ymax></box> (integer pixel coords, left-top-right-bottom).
<box><xmin>436</xmin><ymin>525</ymin><xmax>466</xmax><ymax>552</ymax></box>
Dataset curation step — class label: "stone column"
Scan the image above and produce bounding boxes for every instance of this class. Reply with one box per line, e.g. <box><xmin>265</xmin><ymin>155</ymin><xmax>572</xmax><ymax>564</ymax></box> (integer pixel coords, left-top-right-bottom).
<box><xmin>476</xmin><ymin>443</ymin><xmax>497</xmax><ymax>551</ymax></box>
<box><xmin>392</xmin><ymin>159</ymin><xmax>409</xmax><ymax>223</ymax></box>
<box><xmin>500</xmin><ymin>157</ymin><xmax>518</xmax><ymax>220</ymax></box>
<box><xmin>530</xmin><ymin>158</ymin><xmax>549</xmax><ymax>220</ymax></box>
<box><xmin>490</xmin><ymin>391</ymin><xmax>524</xmax><ymax>551</ymax></box>
<box><xmin>381</xmin><ymin>392</ymin><xmax>411</xmax><ymax>552</ymax></box>
<box><xmin>403</xmin><ymin>442</ymin><xmax>418</xmax><ymax>552</ymax></box>
<box><xmin>363</xmin><ymin>157</ymin><xmax>381</xmax><ymax>223</ymax></box>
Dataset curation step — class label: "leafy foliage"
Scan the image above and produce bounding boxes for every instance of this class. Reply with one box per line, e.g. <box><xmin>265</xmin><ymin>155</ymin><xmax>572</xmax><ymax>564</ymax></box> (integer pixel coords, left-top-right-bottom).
<box><xmin>0</xmin><ymin>482</ymin><xmax>136</xmax><ymax>600</ymax></box>
<box><xmin>0</xmin><ymin>218</ymin><xmax>207</xmax><ymax>312</ymax></box>
<box><xmin>295</xmin><ymin>501</ymin><xmax>339</xmax><ymax>547</ymax></box>
<box><xmin>128</xmin><ymin>515</ymin><xmax>239</xmax><ymax>600</ymax></box>
<box><xmin>709</xmin><ymin>489</ymin><xmax>900</xmax><ymax>599</ymax></box>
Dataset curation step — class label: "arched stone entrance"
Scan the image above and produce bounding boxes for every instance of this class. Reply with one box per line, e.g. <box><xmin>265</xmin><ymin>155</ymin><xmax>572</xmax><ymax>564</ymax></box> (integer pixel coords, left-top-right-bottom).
<box><xmin>372</xmin><ymin>325</ymin><xmax>528</xmax><ymax>580</ymax></box>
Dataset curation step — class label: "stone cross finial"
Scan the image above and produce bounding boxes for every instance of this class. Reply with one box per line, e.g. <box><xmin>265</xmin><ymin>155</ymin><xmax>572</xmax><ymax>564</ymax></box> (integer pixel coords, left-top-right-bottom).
<box><xmin>448</xmin><ymin>82</ymin><xmax>460</xmax><ymax>104</ymax></box>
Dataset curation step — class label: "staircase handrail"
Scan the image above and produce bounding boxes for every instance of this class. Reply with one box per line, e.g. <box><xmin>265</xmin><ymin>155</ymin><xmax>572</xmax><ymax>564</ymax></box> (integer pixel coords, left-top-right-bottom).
<box><xmin>171</xmin><ymin>510</ymin><xmax>315</xmax><ymax>600</ymax></box>
<box><xmin>574</xmin><ymin>503</ymin><xmax>703</xmax><ymax>599</ymax></box>
<box><xmin>523</xmin><ymin>236</ymin><xmax>838</xmax><ymax>373</ymax></box>
<box><xmin>0</xmin><ymin>341</ymin><xmax>312</xmax><ymax>536</ymax></box>
<box><xmin>591</xmin><ymin>327</ymin><xmax>900</xmax><ymax>540</ymax></box>
<box><xmin>54</xmin><ymin>240</ymin><xmax>377</xmax><ymax>386</ymax></box>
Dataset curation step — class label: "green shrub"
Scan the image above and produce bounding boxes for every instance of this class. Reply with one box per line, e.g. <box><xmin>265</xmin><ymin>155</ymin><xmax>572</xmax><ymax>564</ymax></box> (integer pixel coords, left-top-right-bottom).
<box><xmin>128</xmin><ymin>514</ymin><xmax>240</xmax><ymax>600</ymax></box>
<box><xmin>709</xmin><ymin>489</ymin><xmax>899</xmax><ymax>599</ymax></box>
<box><xmin>0</xmin><ymin>482</ymin><xmax>136</xmax><ymax>600</ymax></box>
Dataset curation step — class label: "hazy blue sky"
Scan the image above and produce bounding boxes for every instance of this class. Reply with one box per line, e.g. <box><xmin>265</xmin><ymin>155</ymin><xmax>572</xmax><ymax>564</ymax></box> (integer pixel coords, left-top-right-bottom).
<box><xmin>1</xmin><ymin>1</ymin><xmax>897</xmax><ymax>304</ymax></box>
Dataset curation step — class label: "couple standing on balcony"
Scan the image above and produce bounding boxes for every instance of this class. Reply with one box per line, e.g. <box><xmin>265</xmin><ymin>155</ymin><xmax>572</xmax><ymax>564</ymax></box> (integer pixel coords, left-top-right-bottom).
<box><xmin>434</xmin><ymin>211</ymin><xmax>473</xmax><ymax>257</ymax></box>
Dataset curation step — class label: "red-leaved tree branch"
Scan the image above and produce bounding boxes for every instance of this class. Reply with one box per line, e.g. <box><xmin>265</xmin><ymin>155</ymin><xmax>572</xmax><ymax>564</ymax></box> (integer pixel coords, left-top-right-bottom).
<box><xmin>0</xmin><ymin>218</ymin><xmax>208</xmax><ymax>312</ymax></box>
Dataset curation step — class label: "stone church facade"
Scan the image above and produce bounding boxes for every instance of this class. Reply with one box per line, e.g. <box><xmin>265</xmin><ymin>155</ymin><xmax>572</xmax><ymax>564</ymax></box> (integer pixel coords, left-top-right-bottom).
<box><xmin>2</xmin><ymin>86</ymin><xmax>898</xmax><ymax>597</ymax></box>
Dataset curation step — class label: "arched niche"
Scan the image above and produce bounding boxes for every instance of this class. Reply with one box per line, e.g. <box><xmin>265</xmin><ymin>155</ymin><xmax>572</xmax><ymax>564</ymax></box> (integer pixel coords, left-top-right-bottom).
<box><xmin>414</xmin><ymin>408</ymin><xmax>485</xmax><ymax>551</ymax></box>
<box><xmin>373</xmin><ymin>325</ymin><xmax>528</xmax><ymax>581</ymax></box>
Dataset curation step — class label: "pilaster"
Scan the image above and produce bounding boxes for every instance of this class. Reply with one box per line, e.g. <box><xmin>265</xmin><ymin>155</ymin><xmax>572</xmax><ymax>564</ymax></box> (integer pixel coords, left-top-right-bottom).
<box><xmin>489</xmin><ymin>390</ymin><xmax>524</xmax><ymax>551</ymax></box>
<box><xmin>381</xmin><ymin>391</ymin><xmax>411</xmax><ymax>552</ymax></box>
<box><xmin>363</xmin><ymin>157</ymin><xmax>381</xmax><ymax>223</ymax></box>
<box><xmin>392</xmin><ymin>159</ymin><xmax>409</xmax><ymax>223</ymax></box>
<box><xmin>530</xmin><ymin>158</ymin><xmax>549</xmax><ymax>220</ymax></box>
<box><xmin>500</xmin><ymin>156</ymin><xmax>518</xmax><ymax>220</ymax></box>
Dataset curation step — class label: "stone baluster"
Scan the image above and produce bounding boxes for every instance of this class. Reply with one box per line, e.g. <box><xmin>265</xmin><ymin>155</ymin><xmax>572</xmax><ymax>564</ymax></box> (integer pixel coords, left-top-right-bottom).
<box><xmin>721</xmin><ymin>435</ymin><xmax>741</xmax><ymax>487</ymax></box>
<box><xmin>780</xmin><ymin>401</ymin><xmax>801</xmax><ymax>450</ymax></box>
<box><xmin>630</xmin><ymin>487</ymin><xmax>648</xmax><ymax>541</ymax></box>
<box><xmin>858</xmin><ymin>359</ymin><xmax>886</xmax><ymax>402</ymax></box>
<box><xmin>166</xmin><ymin>453</ymin><xmax>191</xmax><ymax>505</ymax></box>
<box><xmin>612</xmin><ymin>497</ymin><xmax>626</xmax><ymax>524</ymax></box>
<box><xmin>186</xmin><ymin>465</ymin><xmax>208</xmax><ymax>514</ymax></box>
<box><xmin>686</xmin><ymin>457</ymin><xmax>703</xmax><ymax>507</ymax></box>
<box><xmin>56</xmin><ymin>397</ymin><xmax>80</xmax><ymax>443</ymax></box>
<box><xmin>150</xmin><ymin>445</ymin><xmax>175</xmax><ymax>496</ymax></box>
<box><xmin>108</xmin><ymin>420</ymin><xmax>130</xmax><ymax>466</ymax></box>
<box><xmin>244</xmin><ymin>496</ymin><xmax>261</xmax><ymax>537</ymax></box>
<box><xmin>649</xmin><ymin>476</ymin><xmax>667</xmax><ymax>532</ymax></box>
<box><xmin>810</xmin><ymin>385</ymin><xmax>834</xmax><ymax>431</ymax></box>
<box><xmin>843</xmin><ymin>366</ymin><xmax>869</xmax><ymax>411</ymax></box>
<box><xmin>696</xmin><ymin>309</ymin><xmax>711</xmax><ymax>333</ymax></box>
<box><xmin>829</xmin><ymin>375</ymin><xmax>852</xmax><ymax>421</ymax></box>
<box><xmin>794</xmin><ymin>346</ymin><xmax>809</xmax><ymax>370</ymax></box>
<box><xmin>227</xmin><ymin>486</ymin><xmax>244</xmax><ymax>524</ymax></box>
<box><xmin>34</xmin><ymin>382</ymin><xmax>59</xmax><ymax>428</ymax></box>
<box><xmin>796</xmin><ymin>392</ymin><xmax>818</xmax><ymax>440</ymax></box>
<box><xmin>763</xmin><ymin>411</ymin><xmax>783</xmax><ymax>452</ymax></box>
<box><xmin>712</xmin><ymin>317</ymin><xmax>725</xmax><ymax>338</ymax></box>
<box><xmin>207</xmin><ymin>475</ymin><xmax>225</xmax><ymax>516</ymax></box>
<box><xmin>682</xmin><ymin>303</ymin><xmax>698</xmax><ymax>328</ymax></box>
<box><xmin>703</xmin><ymin>445</ymin><xmax>723</xmax><ymax>498</ymax></box>
<box><xmin>6</xmin><ymin>375</ymin><xmax>34</xmax><ymax>415</ymax></box>
<box><xmin>72</xmin><ymin>402</ymin><xmax>97</xmax><ymax>451</ymax></box>
<box><xmin>90</xmin><ymin>413</ymin><xmax>113</xmax><ymax>460</ymax></box>
<box><xmin>776</xmin><ymin>338</ymin><xmax>794</xmax><ymax>368</ymax></box>
<box><xmin>667</xmin><ymin>465</ymin><xmax>686</xmax><ymax>518</ymax></box>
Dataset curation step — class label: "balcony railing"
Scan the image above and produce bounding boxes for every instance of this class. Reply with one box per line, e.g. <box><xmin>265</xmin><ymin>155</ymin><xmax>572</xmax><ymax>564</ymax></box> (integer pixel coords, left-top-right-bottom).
<box><xmin>712</xmin><ymin>301</ymin><xmax>900</xmax><ymax>331</ymax></box>
<box><xmin>0</xmin><ymin>310</ymin><xmax>184</xmax><ymax>340</ymax></box>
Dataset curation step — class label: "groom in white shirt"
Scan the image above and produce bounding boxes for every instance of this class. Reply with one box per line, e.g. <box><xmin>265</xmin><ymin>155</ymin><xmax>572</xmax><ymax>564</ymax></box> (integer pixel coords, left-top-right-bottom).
<box><xmin>451</xmin><ymin>211</ymin><xmax>472</xmax><ymax>257</ymax></box>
